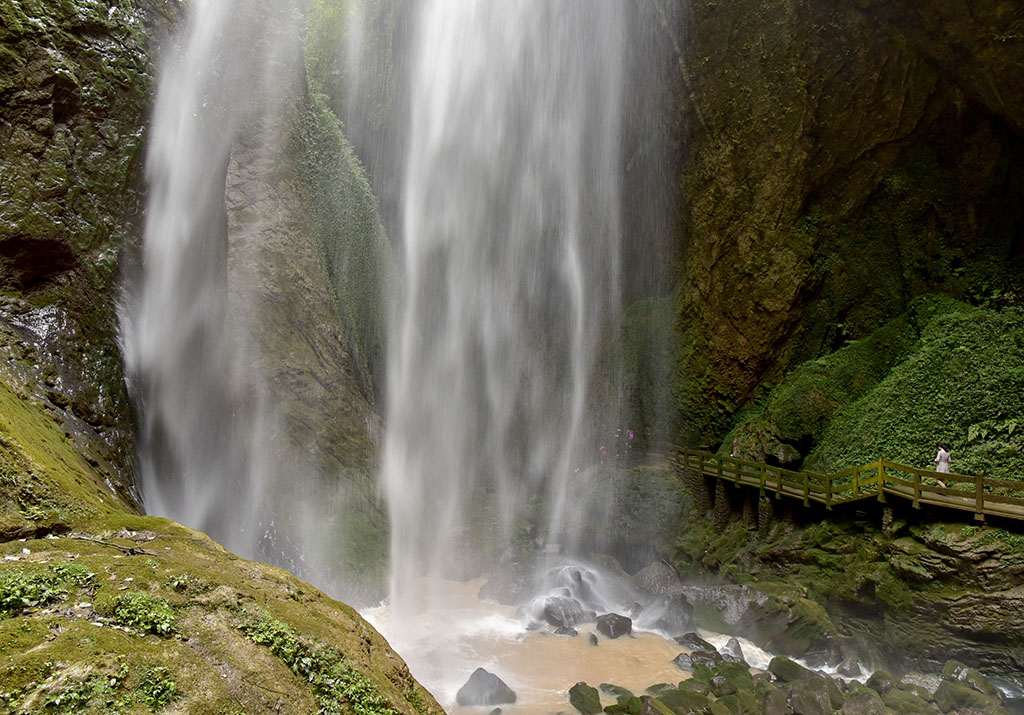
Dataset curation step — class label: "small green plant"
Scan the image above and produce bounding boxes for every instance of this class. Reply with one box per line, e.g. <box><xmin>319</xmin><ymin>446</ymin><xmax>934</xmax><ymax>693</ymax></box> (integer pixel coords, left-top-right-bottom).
<box><xmin>165</xmin><ymin>571</ymin><xmax>209</xmax><ymax>594</ymax></box>
<box><xmin>0</xmin><ymin>561</ymin><xmax>92</xmax><ymax>616</ymax></box>
<box><xmin>136</xmin><ymin>666</ymin><xmax>178</xmax><ymax>711</ymax></box>
<box><xmin>0</xmin><ymin>569</ymin><xmax>64</xmax><ymax>615</ymax></box>
<box><xmin>45</xmin><ymin>659</ymin><xmax>129</xmax><ymax>714</ymax></box>
<box><xmin>239</xmin><ymin>610</ymin><xmax>396</xmax><ymax>715</ymax></box>
<box><xmin>103</xmin><ymin>592</ymin><xmax>176</xmax><ymax>636</ymax></box>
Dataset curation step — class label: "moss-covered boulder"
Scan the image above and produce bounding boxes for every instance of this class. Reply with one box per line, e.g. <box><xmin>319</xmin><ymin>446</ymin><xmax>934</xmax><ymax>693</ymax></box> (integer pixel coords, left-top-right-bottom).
<box><xmin>934</xmin><ymin>680</ymin><xmax>1008</xmax><ymax>715</ymax></box>
<box><xmin>570</xmin><ymin>682</ymin><xmax>604</xmax><ymax>715</ymax></box>
<box><xmin>0</xmin><ymin>364</ymin><xmax>438</xmax><ymax>714</ymax></box>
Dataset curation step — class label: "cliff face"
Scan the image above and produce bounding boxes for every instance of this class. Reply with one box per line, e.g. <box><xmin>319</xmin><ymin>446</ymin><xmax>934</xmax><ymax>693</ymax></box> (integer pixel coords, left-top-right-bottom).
<box><xmin>0</xmin><ymin>0</ymin><xmax>176</xmax><ymax>505</ymax></box>
<box><xmin>667</xmin><ymin>0</ymin><xmax>1024</xmax><ymax>444</ymax></box>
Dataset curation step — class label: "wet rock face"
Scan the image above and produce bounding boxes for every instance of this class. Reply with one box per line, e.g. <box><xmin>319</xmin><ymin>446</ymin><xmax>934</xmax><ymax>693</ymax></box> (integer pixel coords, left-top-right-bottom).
<box><xmin>595</xmin><ymin>612</ymin><xmax>632</xmax><ymax>639</ymax></box>
<box><xmin>671</xmin><ymin>0</ymin><xmax>1024</xmax><ymax>441</ymax></box>
<box><xmin>0</xmin><ymin>1</ymin><xmax>176</xmax><ymax>499</ymax></box>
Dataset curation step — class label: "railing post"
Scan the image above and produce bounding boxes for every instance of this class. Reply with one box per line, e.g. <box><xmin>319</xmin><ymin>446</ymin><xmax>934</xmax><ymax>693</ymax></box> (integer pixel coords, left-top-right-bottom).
<box><xmin>776</xmin><ymin>467</ymin><xmax>782</xmax><ymax>499</ymax></box>
<box><xmin>825</xmin><ymin>473</ymin><xmax>832</xmax><ymax>510</ymax></box>
<box><xmin>854</xmin><ymin>467</ymin><xmax>860</xmax><ymax>496</ymax></box>
<box><xmin>975</xmin><ymin>474</ymin><xmax>985</xmax><ymax>522</ymax></box>
<box><xmin>913</xmin><ymin>469</ymin><xmax>921</xmax><ymax>509</ymax></box>
<box><xmin>877</xmin><ymin>457</ymin><xmax>886</xmax><ymax>503</ymax></box>
<box><xmin>803</xmin><ymin>472</ymin><xmax>809</xmax><ymax>506</ymax></box>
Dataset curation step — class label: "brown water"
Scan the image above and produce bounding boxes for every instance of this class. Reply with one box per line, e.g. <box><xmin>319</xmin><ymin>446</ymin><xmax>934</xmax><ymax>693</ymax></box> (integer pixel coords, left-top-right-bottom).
<box><xmin>363</xmin><ymin>578</ymin><xmax>770</xmax><ymax>715</ymax></box>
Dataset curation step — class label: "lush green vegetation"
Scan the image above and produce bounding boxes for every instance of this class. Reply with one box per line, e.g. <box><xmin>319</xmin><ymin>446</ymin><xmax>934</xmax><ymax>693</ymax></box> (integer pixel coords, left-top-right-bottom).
<box><xmin>723</xmin><ymin>296</ymin><xmax>1024</xmax><ymax>481</ymax></box>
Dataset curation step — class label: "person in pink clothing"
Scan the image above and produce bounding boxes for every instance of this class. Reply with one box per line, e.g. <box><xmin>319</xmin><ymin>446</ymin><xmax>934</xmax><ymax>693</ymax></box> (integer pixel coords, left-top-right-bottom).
<box><xmin>934</xmin><ymin>443</ymin><xmax>951</xmax><ymax>474</ymax></box>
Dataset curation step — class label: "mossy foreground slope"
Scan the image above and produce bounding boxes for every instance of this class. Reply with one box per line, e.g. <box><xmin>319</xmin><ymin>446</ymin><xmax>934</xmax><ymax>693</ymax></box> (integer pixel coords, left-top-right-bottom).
<box><xmin>0</xmin><ymin>382</ymin><xmax>439</xmax><ymax>715</ymax></box>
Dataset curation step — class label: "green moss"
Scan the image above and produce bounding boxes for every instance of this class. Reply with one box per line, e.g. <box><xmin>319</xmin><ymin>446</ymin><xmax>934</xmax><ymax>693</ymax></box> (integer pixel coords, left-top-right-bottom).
<box><xmin>294</xmin><ymin>89</ymin><xmax>395</xmax><ymax>407</ymax></box>
<box><xmin>240</xmin><ymin>609</ymin><xmax>398</xmax><ymax>715</ymax></box>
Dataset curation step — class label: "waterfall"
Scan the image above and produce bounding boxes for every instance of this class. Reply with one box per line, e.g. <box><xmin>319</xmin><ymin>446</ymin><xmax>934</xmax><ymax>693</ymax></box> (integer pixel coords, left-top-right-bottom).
<box><xmin>379</xmin><ymin>0</ymin><xmax>627</xmax><ymax>626</ymax></box>
<box><xmin>122</xmin><ymin>1</ymin><xmax>353</xmax><ymax>588</ymax></box>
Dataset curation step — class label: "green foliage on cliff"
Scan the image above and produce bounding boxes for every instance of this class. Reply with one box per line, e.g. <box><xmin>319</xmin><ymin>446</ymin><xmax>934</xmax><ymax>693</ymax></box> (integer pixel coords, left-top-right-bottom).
<box><xmin>812</xmin><ymin>302</ymin><xmax>1024</xmax><ymax>478</ymax></box>
<box><xmin>295</xmin><ymin>90</ymin><xmax>394</xmax><ymax>406</ymax></box>
<box><xmin>724</xmin><ymin>296</ymin><xmax>1024</xmax><ymax>481</ymax></box>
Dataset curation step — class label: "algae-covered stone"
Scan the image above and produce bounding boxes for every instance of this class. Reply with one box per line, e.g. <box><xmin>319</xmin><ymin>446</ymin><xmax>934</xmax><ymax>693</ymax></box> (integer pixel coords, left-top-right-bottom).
<box><xmin>882</xmin><ymin>688</ymin><xmax>940</xmax><ymax>715</ymax></box>
<box><xmin>639</xmin><ymin>695</ymin><xmax>676</xmax><ymax>715</ymax></box>
<box><xmin>866</xmin><ymin>669</ymin><xmax>898</xmax><ymax>696</ymax></box>
<box><xmin>934</xmin><ymin>680</ymin><xmax>1007</xmax><ymax>714</ymax></box>
<box><xmin>789</xmin><ymin>678</ymin><xmax>833</xmax><ymax>715</ymax></box>
<box><xmin>657</xmin><ymin>687</ymin><xmax>711</xmax><ymax>714</ymax></box>
<box><xmin>601</xmin><ymin>683</ymin><xmax>636</xmax><ymax>700</ymax></box>
<box><xmin>715</xmin><ymin>690</ymin><xmax>762</xmax><ymax>715</ymax></box>
<box><xmin>941</xmin><ymin>659</ymin><xmax>1002</xmax><ymax>700</ymax></box>
<box><xmin>767</xmin><ymin>656</ymin><xmax>814</xmax><ymax>683</ymax></box>
<box><xmin>841</xmin><ymin>690</ymin><xmax>888</xmax><ymax>715</ymax></box>
<box><xmin>570</xmin><ymin>682</ymin><xmax>603</xmax><ymax>715</ymax></box>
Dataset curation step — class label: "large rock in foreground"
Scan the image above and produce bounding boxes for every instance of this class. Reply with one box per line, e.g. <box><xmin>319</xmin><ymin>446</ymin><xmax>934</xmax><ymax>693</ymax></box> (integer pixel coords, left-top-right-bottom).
<box><xmin>0</xmin><ymin>381</ymin><xmax>440</xmax><ymax>715</ymax></box>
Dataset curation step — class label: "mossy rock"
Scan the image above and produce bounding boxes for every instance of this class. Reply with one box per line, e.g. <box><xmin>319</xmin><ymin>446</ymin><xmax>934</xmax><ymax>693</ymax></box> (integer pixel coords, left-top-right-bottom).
<box><xmin>941</xmin><ymin>659</ymin><xmax>1002</xmax><ymax>700</ymax></box>
<box><xmin>767</xmin><ymin>656</ymin><xmax>814</xmax><ymax>683</ymax></box>
<box><xmin>934</xmin><ymin>680</ymin><xmax>1007</xmax><ymax>715</ymax></box>
<box><xmin>882</xmin><ymin>688</ymin><xmax>940</xmax><ymax>715</ymax></box>
<box><xmin>656</xmin><ymin>687</ymin><xmax>711</xmax><ymax>714</ymax></box>
<box><xmin>866</xmin><ymin>669</ymin><xmax>899</xmax><ymax>696</ymax></box>
<box><xmin>714</xmin><ymin>690</ymin><xmax>762</xmax><ymax>715</ymax></box>
<box><xmin>0</xmin><ymin>359</ymin><xmax>439</xmax><ymax>715</ymax></box>
<box><xmin>639</xmin><ymin>695</ymin><xmax>677</xmax><ymax>715</ymax></box>
<box><xmin>570</xmin><ymin>682</ymin><xmax>603</xmax><ymax>715</ymax></box>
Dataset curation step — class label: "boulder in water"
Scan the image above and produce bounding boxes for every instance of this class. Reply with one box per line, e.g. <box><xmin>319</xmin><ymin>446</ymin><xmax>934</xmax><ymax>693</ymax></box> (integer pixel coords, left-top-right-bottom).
<box><xmin>719</xmin><ymin>637</ymin><xmax>746</xmax><ymax>665</ymax></box>
<box><xmin>767</xmin><ymin>655</ymin><xmax>814</xmax><ymax>683</ymax></box>
<box><xmin>554</xmin><ymin>625</ymin><xmax>578</xmax><ymax>637</ymax></box>
<box><xmin>671</xmin><ymin>653</ymin><xmax>694</xmax><ymax>671</ymax></box>
<box><xmin>595</xmin><ymin>612</ymin><xmax>632</xmax><ymax>639</ymax></box>
<box><xmin>690</xmin><ymin>649</ymin><xmax>724</xmax><ymax>668</ymax></box>
<box><xmin>631</xmin><ymin>561</ymin><xmax>685</xmax><ymax>596</ymax></box>
<box><xmin>588</xmin><ymin>632</ymin><xmax>599</xmax><ymax>646</ymax></box>
<box><xmin>456</xmin><ymin>668</ymin><xmax>517</xmax><ymax>706</ymax></box>
<box><xmin>836</xmin><ymin>656</ymin><xmax>861</xmax><ymax>678</ymax></box>
<box><xmin>568</xmin><ymin>682</ymin><xmax>602</xmax><ymax>715</ymax></box>
<box><xmin>642</xmin><ymin>593</ymin><xmax>693</xmax><ymax>636</ymax></box>
<box><xmin>674</xmin><ymin>632</ymin><xmax>714</xmax><ymax>651</ymax></box>
<box><xmin>941</xmin><ymin>659</ymin><xmax>1002</xmax><ymax>700</ymax></box>
<box><xmin>542</xmin><ymin>596</ymin><xmax>585</xmax><ymax>628</ymax></box>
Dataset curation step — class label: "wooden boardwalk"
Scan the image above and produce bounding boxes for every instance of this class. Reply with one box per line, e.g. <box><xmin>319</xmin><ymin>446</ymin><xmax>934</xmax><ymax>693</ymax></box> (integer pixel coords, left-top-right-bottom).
<box><xmin>669</xmin><ymin>447</ymin><xmax>1024</xmax><ymax>523</ymax></box>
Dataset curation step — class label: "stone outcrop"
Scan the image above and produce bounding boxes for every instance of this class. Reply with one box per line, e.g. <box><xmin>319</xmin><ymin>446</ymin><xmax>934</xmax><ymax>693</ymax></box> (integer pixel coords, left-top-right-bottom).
<box><xmin>0</xmin><ymin>0</ymin><xmax>177</xmax><ymax>504</ymax></box>
<box><xmin>640</xmin><ymin>0</ymin><xmax>1024</xmax><ymax>443</ymax></box>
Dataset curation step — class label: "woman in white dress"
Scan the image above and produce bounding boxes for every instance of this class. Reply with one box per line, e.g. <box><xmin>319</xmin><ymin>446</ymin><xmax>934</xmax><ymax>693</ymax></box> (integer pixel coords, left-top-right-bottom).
<box><xmin>934</xmin><ymin>443</ymin><xmax>951</xmax><ymax>473</ymax></box>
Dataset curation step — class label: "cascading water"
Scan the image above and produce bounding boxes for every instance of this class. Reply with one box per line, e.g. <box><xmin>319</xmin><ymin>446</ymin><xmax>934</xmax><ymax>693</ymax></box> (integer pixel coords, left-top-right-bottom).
<box><xmin>123</xmin><ymin>0</ymin><xmax>360</xmax><ymax>592</ymax></box>
<box><xmin>379</xmin><ymin>0</ymin><xmax>628</xmax><ymax>628</ymax></box>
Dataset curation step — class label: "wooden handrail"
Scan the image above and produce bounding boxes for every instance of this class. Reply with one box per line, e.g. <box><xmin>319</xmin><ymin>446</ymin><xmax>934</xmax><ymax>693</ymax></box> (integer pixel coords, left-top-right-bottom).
<box><xmin>663</xmin><ymin>446</ymin><xmax>1024</xmax><ymax>522</ymax></box>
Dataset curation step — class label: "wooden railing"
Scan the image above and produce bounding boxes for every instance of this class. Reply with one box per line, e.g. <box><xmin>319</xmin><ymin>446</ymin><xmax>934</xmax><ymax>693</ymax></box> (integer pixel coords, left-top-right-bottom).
<box><xmin>666</xmin><ymin>447</ymin><xmax>1024</xmax><ymax>522</ymax></box>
